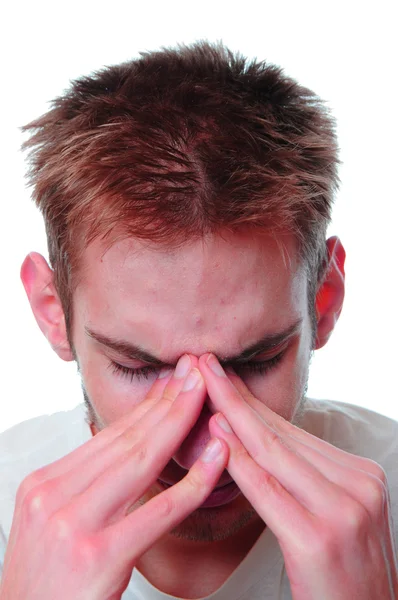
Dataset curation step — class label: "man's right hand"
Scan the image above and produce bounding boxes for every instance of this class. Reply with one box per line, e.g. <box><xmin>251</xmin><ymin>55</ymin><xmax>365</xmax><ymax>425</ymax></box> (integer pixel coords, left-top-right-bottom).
<box><xmin>0</xmin><ymin>355</ymin><xmax>228</xmax><ymax>600</ymax></box>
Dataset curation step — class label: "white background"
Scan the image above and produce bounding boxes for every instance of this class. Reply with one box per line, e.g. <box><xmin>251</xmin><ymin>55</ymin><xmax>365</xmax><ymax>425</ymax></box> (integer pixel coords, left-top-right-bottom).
<box><xmin>1</xmin><ymin>0</ymin><xmax>397</xmax><ymax>433</ymax></box>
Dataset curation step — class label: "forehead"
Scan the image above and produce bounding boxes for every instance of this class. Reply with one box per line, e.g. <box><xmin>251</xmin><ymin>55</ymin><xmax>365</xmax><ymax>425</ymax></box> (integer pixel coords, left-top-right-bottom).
<box><xmin>75</xmin><ymin>231</ymin><xmax>307</xmax><ymax>360</ymax></box>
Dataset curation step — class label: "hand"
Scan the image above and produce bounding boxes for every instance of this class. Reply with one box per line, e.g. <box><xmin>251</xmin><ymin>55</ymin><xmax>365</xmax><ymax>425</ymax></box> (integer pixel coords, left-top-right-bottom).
<box><xmin>0</xmin><ymin>355</ymin><xmax>229</xmax><ymax>600</ymax></box>
<box><xmin>199</xmin><ymin>353</ymin><xmax>398</xmax><ymax>600</ymax></box>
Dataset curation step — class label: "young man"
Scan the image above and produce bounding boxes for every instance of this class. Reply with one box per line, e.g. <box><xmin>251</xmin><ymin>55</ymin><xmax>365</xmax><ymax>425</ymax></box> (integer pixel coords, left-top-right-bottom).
<box><xmin>0</xmin><ymin>41</ymin><xmax>397</xmax><ymax>599</ymax></box>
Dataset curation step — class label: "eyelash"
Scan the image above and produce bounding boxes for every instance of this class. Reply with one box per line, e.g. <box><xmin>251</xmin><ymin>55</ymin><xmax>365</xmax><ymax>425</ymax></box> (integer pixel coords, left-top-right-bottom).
<box><xmin>109</xmin><ymin>351</ymin><xmax>285</xmax><ymax>383</ymax></box>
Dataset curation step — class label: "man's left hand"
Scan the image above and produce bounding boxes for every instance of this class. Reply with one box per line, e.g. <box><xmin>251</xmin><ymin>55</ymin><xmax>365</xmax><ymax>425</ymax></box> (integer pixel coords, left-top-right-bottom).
<box><xmin>199</xmin><ymin>353</ymin><xmax>398</xmax><ymax>600</ymax></box>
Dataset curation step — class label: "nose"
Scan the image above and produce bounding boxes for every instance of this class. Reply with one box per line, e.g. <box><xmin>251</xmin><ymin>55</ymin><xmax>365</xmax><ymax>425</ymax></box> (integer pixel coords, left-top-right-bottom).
<box><xmin>171</xmin><ymin>354</ymin><xmax>216</xmax><ymax>469</ymax></box>
<box><xmin>172</xmin><ymin>403</ymin><xmax>213</xmax><ymax>469</ymax></box>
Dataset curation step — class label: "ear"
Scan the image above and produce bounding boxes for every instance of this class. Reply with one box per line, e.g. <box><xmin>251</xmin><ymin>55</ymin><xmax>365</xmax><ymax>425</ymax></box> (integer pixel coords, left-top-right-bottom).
<box><xmin>314</xmin><ymin>236</ymin><xmax>346</xmax><ymax>350</ymax></box>
<box><xmin>20</xmin><ymin>252</ymin><xmax>74</xmax><ymax>361</ymax></box>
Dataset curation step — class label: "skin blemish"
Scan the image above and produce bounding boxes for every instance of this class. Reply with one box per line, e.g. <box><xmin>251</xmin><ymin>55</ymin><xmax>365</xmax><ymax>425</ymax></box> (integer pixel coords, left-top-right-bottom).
<box><xmin>194</xmin><ymin>315</ymin><xmax>203</xmax><ymax>327</ymax></box>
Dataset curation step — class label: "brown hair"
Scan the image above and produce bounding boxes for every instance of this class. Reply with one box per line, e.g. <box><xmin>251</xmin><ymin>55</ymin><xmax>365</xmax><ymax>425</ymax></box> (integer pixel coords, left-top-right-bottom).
<box><xmin>22</xmin><ymin>40</ymin><xmax>340</xmax><ymax>334</ymax></box>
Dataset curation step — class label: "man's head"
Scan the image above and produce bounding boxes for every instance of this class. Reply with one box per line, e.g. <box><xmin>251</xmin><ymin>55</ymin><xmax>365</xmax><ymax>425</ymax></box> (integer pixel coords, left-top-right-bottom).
<box><xmin>20</xmin><ymin>41</ymin><xmax>345</xmax><ymax>541</ymax></box>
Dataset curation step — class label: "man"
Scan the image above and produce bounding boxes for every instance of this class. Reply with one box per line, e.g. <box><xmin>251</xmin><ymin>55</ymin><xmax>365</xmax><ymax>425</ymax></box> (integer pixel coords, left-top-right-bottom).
<box><xmin>0</xmin><ymin>40</ymin><xmax>397</xmax><ymax>599</ymax></box>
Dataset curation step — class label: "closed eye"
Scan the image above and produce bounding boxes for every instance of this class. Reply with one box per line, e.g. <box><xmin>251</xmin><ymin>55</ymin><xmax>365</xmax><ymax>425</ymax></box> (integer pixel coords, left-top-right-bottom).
<box><xmin>109</xmin><ymin>351</ymin><xmax>285</xmax><ymax>383</ymax></box>
<box><xmin>233</xmin><ymin>351</ymin><xmax>284</xmax><ymax>377</ymax></box>
<box><xmin>109</xmin><ymin>361</ymin><xmax>160</xmax><ymax>383</ymax></box>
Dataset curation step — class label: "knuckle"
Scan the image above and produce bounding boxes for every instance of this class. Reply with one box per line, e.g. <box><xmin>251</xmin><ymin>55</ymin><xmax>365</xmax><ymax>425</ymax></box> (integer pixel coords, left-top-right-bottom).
<box><xmin>339</xmin><ymin>497</ymin><xmax>371</xmax><ymax>533</ymax></box>
<box><xmin>264</xmin><ymin>428</ymin><xmax>284</xmax><ymax>453</ymax></box>
<box><xmin>155</xmin><ymin>492</ymin><xmax>175</xmax><ymax>519</ymax></box>
<box><xmin>254</xmin><ymin>469</ymin><xmax>282</xmax><ymax>498</ymax></box>
<box><xmin>48</xmin><ymin>511</ymin><xmax>77</xmax><ymax>543</ymax></box>
<box><xmin>369</xmin><ymin>462</ymin><xmax>388</xmax><ymax>487</ymax></box>
<box><xmin>142</xmin><ymin>395</ymin><xmax>158</xmax><ymax>405</ymax></box>
<box><xmin>17</xmin><ymin>470</ymin><xmax>46</xmax><ymax>501</ymax></box>
<box><xmin>118</xmin><ymin>426</ymin><xmax>141</xmax><ymax>449</ymax></box>
<box><xmin>130</xmin><ymin>443</ymin><xmax>148</xmax><ymax>464</ymax></box>
<box><xmin>235</xmin><ymin>445</ymin><xmax>251</xmax><ymax>465</ymax></box>
<box><xmin>270</xmin><ymin>414</ymin><xmax>289</xmax><ymax>436</ymax></box>
<box><xmin>185</xmin><ymin>470</ymin><xmax>206</xmax><ymax>497</ymax></box>
<box><xmin>359</xmin><ymin>458</ymin><xmax>388</xmax><ymax>485</ymax></box>
<box><xmin>361</xmin><ymin>474</ymin><xmax>386</xmax><ymax>514</ymax></box>
<box><xmin>21</xmin><ymin>480</ymin><xmax>56</xmax><ymax>522</ymax></box>
<box><xmin>161</xmin><ymin>390</ymin><xmax>176</xmax><ymax>404</ymax></box>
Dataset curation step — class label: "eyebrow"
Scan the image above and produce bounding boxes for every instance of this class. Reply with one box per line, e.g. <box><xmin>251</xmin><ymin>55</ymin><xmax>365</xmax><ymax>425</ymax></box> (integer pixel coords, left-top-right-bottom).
<box><xmin>85</xmin><ymin>318</ymin><xmax>303</xmax><ymax>367</ymax></box>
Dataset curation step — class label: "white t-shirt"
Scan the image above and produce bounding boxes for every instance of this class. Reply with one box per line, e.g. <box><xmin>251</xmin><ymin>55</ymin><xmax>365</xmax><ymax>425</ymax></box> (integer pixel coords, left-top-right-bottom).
<box><xmin>1</xmin><ymin>399</ymin><xmax>398</xmax><ymax>599</ymax></box>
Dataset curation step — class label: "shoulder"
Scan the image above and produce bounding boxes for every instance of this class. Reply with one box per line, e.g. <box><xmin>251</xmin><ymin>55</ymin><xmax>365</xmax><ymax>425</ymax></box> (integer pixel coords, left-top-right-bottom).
<box><xmin>301</xmin><ymin>399</ymin><xmax>398</xmax><ymax>545</ymax></box>
<box><xmin>301</xmin><ymin>398</ymin><xmax>398</xmax><ymax>516</ymax></box>
<box><xmin>0</xmin><ymin>404</ymin><xmax>92</xmax><ymax>538</ymax></box>
<box><xmin>301</xmin><ymin>398</ymin><xmax>398</xmax><ymax>464</ymax></box>
<box><xmin>0</xmin><ymin>403</ymin><xmax>91</xmax><ymax>465</ymax></box>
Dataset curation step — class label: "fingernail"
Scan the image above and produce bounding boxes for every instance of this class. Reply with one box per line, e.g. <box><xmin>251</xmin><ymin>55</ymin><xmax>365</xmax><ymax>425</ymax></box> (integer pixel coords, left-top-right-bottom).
<box><xmin>158</xmin><ymin>367</ymin><xmax>173</xmax><ymax>379</ymax></box>
<box><xmin>174</xmin><ymin>354</ymin><xmax>191</xmax><ymax>379</ymax></box>
<box><xmin>206</xmin><ymin>354</ymin><xmax>226</xmax><ymax>377</ymax></box>
<box><xmin>182</xmin><ymin>368</ymin><xmax>202</xmax><ymax>391</ymax></box>
<box><xmin>201</xmin><ymin>438</ymin><xmax>222</xmax><ymax>463</ymax></box>
<box><xmin>217</xmin><ymin>413</ymin><xmax>233</xmax><ymax>433</ymax></box>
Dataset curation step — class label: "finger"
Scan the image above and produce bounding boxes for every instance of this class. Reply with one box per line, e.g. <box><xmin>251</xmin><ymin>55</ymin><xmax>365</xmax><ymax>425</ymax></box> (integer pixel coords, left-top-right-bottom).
<box><xmin>207</xmin><ymin>413</ymin><xmax>313</xmax><ymax>549</ymax></box>
<box><xmin>23</xmin><ymin>355</ymin><xmax>197</xmax><ymax>492</ymax></box>
<box><xmin>209</xmin><ymin>407</ymin><xmax>352</xmax><ymax>521</ymax></box>
<box><xmin>15</xmin><ymin>356</ymin><xmax>199</xmax><ymax>539</ymax></box>
<box><xmin>289</xmin><ymin>436</ymin><xmax>396</xmax><ymax>572</ymax></box>
<box><xmin>273</xmin><ymin>432</ymin><xmax>388</xmax><ymax>516</ymax></box>
<box><xmin>103</xmin><ymin>436</ymin><xmax>229</xmax><ymax>562</ymax></box>
<box><xmin>67</xmin><ymin>367</ymin><xmax>208</xmax><ymax>529</ymax></box>
<box><xmin>209</xmin><ymin>418</ymin><xmax>398</xmax><ymax>597</ymax></box>
<box><xmin>205</xmin><ymin>357</ymin><xmax>389</xmax><ymax>527</ymax></box>
<box><xmin>200</xmin><ymin>354</ymin><xmax>384</xmax><ymax>481</ymax></box>
<box><xmin>56</xmin><ymin>363</ymin><xmax>203</xmax><ymax>518</ymax></box>
<box><xmin>22</xmin><ymin>366</ymin><xmax>176</xmax><ymax>490</ymax></box>
<box><xmin>7</xmin><ymin>365</ymin><xmax>178</xmax><ymax>561</ymax></box>
<box><xmin>116</xmin><ymin>355</ymin><xmax>198</xmax><ymax>447</ymax></box>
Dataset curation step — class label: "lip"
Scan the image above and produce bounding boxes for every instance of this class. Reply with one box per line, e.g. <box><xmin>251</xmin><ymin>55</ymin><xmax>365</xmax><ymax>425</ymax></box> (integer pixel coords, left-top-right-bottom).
<box><xmin>158</xmin><ymin>479</ymin><xmax>241</xmax><ymax>508</ymax></box>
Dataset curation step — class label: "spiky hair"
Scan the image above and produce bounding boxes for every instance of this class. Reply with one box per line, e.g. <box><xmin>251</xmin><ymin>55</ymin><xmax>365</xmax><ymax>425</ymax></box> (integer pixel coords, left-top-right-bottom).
<box><xmin>22</xmin><ymin>40</ymin><xmax>340</xmax><ymax>329</ymax></box>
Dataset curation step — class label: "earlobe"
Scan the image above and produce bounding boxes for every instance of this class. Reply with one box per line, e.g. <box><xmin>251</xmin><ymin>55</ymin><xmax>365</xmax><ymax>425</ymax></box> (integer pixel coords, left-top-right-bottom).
<box><xmin>314</xmin><ymin>237</ymin><xmax>346</xmax><ymax>350</ymax></box>
<box><xmin>20</xmin><ymin>253</ymin><xmax>74</xmax><ymax>361</ymax></box>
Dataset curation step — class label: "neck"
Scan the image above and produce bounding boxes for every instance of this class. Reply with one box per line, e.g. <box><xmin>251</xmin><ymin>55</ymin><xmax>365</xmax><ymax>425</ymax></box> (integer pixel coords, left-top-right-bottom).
<box><xmin>136</xmin><ymin>516</ymin><xmax>265</xmax><ymax>599</ymax></box>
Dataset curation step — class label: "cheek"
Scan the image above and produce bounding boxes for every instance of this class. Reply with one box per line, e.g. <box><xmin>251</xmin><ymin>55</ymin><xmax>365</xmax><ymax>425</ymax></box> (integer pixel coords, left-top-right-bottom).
<box><xmin>242</xmin><ymin>373</ymin><xmax>299</xmax><ymax>421</ymax></box>
<box><xmin>241</xmin><ymin>339</ymin><xmax>310</xmax><ymax>421</ymax></box>
<box><xmin>80</xmin><ymin>354</ymin><xmax>158</xmax><ymax>423</ymax></box>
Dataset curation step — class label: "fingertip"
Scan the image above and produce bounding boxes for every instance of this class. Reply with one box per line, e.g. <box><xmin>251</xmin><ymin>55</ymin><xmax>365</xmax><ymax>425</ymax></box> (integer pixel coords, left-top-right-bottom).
<box><xmin>186</xmin><ymin>354</ymin><xmax>200</xmax><ymax>368</ymax></box>
<box><xmin>208</xmin><ymin>414</ymin><xmax>233</xmax><ymax>447</ymax></box>
<box><xmin>157</xmin><ymin>367</ymin><xmax>174</xmax><ymax>380</ymax></box>
<box><xmin>198</xmin><ymin>353</ymin><xmax>211</xmax><ymax>368</ymax></box>
<box><xmin>216</xmin><ymin>435</ymin><xmax>230</xmax><ymax>459</ymax></box>
<box><xmin>215</xmin><ymin>412</ymin><xmax>233</xmax><ymax>434</ymax></box>
<box><xmin>208</xmin><ymin>411</ymin><xmax>220</xmax><ymax>429</ymax></box>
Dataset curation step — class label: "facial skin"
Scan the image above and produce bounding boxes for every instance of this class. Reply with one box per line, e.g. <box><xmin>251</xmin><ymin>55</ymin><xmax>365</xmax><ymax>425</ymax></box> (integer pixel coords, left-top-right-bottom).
<box><xmin>73</xmin><ymin>231</ymin><xmax>312</xmax><ymax>536</ymax></box>
<box><xmin>21</xmin><ymin>230</ymin><xmax>345</xmax><ymax>585</ymax></box>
